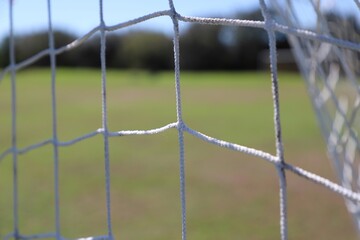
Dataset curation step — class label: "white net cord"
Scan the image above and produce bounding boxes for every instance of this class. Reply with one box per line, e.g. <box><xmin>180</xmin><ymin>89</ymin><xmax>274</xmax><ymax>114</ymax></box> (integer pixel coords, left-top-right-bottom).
<box><xmin>270</xmin><ymin>0</ymin><xmax>360</xmax><ymax>234</ymax></box>
<box><xmin>1</xmin><ymin>0</ymin><xmax>360</xmax><ymax>239</ymax></box>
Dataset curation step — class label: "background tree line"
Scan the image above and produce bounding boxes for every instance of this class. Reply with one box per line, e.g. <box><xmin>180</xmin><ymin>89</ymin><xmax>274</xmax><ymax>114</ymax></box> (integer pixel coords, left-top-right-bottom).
<box><xmin>0</xmin><ymin>9</ymin><xmax>358</xmax><ymax>71</ymax></box>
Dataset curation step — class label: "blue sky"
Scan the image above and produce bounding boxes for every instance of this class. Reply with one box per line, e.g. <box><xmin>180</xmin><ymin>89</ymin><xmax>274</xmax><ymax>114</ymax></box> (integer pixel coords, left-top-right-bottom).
<box><xmin>0</xmin><ymin>0</ymin><xmax>259</xmax><ymax>39</ymax></box>
<box><xmin>0</xmin><ymin>0</ymin><xmax>358</xmax><ymax>40</ymax></box>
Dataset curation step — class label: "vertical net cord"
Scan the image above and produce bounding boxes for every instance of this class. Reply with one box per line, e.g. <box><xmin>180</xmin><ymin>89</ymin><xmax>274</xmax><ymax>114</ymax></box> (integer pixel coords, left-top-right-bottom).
<box><xmin>9</xmin><ymin>1</ymin><xmax>19</xmax><ymax>238</ymax></box>
<box><xmin>168</xmin><ymin>1</ymin><xmax>187</xmax><ymax>239</ymax></box>
<box><xmin>259</xmin><ymin>1</ymin><xmax>288</xmax><ymax>240</ymax></box>
<box><xmin>99</xmin><ymin>0</ymin><xmax>113</xmax><ymax>238</ymax></box>
<box><xmin>46</xmin><ymin>0</ymin><xmax>61</xmax><ymax>238</ymax></box>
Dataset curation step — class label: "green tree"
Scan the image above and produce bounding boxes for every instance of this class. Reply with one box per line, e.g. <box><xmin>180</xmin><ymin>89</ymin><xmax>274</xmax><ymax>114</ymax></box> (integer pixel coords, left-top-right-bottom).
<box><xmin>121</xmin><ymin>31</ymin><xmax>173</xmax><ymax>71</ymax></box>
<box><xmin>0</xmin><ymin>36</ymin><xmax>6</xmax><ymax>68</ymax></box>
<box><xmin>0</xmin><ymin>31</ymin><xmax>77</xmax><ymax>67</ymax></box>
<box><xmin>180</xmin><ymin>24</ymin><xmax>231</xmax><ymax>70</ymax></box>
<box><xmin>105</xmin><ymin>34</ymin><xmax>124</xmax><ymax>68</ymax></box>
<box><xmin>227</xmin><ymin>9</ymin><xmax>268</xmax><ymax>70</ymax></box>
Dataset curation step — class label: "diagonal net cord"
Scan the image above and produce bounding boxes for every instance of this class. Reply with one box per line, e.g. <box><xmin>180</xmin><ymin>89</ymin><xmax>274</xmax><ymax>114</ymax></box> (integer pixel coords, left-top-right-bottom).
<box><xmin>1</xmin><ymin>0</ymin><xmax>360</xmax><ymax>240</ymax></box>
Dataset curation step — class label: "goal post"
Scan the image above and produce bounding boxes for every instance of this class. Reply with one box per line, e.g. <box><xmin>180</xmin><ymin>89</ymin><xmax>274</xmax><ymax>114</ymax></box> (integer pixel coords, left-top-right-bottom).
<box><xmin>1</xmin><ymin>0</ymin><xmax>360</xmax><ymax>239</ymax></box>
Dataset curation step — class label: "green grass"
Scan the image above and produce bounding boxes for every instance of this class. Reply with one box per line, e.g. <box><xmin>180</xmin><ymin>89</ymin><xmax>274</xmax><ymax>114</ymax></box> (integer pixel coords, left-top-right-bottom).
<box><xmin>0</xmin><ymin>68</ymin><xmax>357</xmax><ymax>239</ymax></box>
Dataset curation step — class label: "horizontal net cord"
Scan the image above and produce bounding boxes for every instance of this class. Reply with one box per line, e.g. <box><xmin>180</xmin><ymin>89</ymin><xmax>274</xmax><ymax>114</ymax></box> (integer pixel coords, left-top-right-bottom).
<box><xmin>175</xmin><ymin>14</ymin><xmax>359</xmax><ymax>54</ymax></box>
<box><xmin>1</xmin><ymin>11</ymin><xmax>360</xmax><ymax>83</ymax></box>
<box><xmin>0</xmin><ymin>122</ymin><xmax>178</xmax><ymax>161</ymax></box>
<box><xmin>4</xmin><ymin>232</ymin><xmax>110</xmax><ymax>240</ymax></box>
<box><xmin>105</xmin><ymin>10</ymin><xmax>172</xmax><ymax>32</ymax></box>
<box><xmin>1</xmin><ymin>121</ymin><xmax>360</xmax><ymax>203</ymax></box>
<box><xmin>177</xmin><ymin>15</ymin><xmax>265</xmax><ymax>28</ymax></box>
<box><xmin>107</xmin><ymin>122</ymin><xmax>178</xmax><ymax>136</ymax></box>
<box><xmin>76</xmin><ymin>237</ymin><xmax>109</xmax><ymax>240</ymax></box>
<box><xmin>0</xmin><ymin>122</ymin><xmax>277</xmax><ymax>163</ymax></box>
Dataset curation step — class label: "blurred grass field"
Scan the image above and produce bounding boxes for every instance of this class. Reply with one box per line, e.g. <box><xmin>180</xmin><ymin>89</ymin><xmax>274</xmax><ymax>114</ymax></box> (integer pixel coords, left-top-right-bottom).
<box><xmin>0</xmin><ymin>68</ymin><xmax>357</xmax><ymax>239</ymax></box>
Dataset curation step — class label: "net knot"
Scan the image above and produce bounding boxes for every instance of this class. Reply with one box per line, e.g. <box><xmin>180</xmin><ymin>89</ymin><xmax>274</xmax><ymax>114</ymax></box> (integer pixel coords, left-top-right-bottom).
<box><xmin>97</xmin><ymin>128</ymin><xmax>105</xmax><ymax>133</ymax></box>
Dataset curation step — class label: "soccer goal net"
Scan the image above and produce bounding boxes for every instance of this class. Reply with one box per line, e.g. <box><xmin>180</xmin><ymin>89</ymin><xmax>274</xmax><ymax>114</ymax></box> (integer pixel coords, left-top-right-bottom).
<box><xmin>1</xmin><ymin>0</ymin><xmax>360</xmax><ymax>239</ymax></box>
